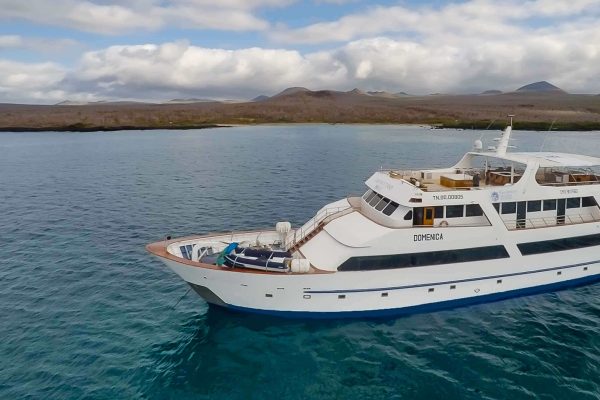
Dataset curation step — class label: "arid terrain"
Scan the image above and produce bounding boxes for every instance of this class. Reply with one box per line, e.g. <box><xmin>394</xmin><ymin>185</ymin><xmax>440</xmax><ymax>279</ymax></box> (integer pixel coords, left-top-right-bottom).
<box><xmin>2</xmin><ymin>85</ymin><xmax>600</xmax><ymax>131</ymax></box>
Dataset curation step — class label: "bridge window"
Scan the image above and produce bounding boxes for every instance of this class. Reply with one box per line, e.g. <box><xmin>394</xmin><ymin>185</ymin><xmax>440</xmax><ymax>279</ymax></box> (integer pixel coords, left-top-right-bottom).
<box><xmin>434</xmin><ymin>206</ymin><xmax>444</xmax><ymax>218</ymax></box>
<box><xmin>363</xmin><ymin>190</ymin><xmax>376</xmax><ymax>202</ymax></box>
<box><xmin>382</xmin><ymin>201</ymin><xmax>399</xmax><ymax>216</ymax></box>
<box><xmin>369</xmin><ymin>193</ymin><xmax>383</xmax><ymax>207</ymax></box>
<box><xmin>375</xmin><ymin>197</ymin><xmax>389</xmax><ymax>211</ymax></box>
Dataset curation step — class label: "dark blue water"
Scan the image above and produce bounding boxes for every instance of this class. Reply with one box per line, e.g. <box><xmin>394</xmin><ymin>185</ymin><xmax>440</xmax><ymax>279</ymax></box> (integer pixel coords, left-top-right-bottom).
<box><xmin>1</xmin><ymin>125</ymin><xmax>599</xmax><ymax>400</ymax></box>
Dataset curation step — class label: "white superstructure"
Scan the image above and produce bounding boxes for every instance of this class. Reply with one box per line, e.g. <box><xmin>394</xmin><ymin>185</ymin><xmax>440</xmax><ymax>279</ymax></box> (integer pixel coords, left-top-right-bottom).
<box><xmin>147</xmin><ymin>122</ymin><xmax>600</xmax><ymax>318</ymax></box>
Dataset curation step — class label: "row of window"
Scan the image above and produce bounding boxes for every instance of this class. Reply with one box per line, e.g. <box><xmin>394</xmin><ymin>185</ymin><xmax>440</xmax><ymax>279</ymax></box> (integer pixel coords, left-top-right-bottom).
<box><xmin>494</xmin><ymin>197</ymin><xmax>597</xmax><ymax>215</ymax></box>
<box><xmin>518</xmin><ymin>233</ymin><xmax>600</xmax><ymax>255</ymax></box>
<box><xmin>411</xmin><ymin>204</ymin><xmax>485</xmax><ymax>221</ymax></box>
<box><xmin>363</xmin><ymin>190</ymin><xmax>400</xmax><ymax>216</ymax></box>
<box><xmin>338</xmin><ymin>245</ymin><xmax>510</xmax><ymax>271</ymax></box>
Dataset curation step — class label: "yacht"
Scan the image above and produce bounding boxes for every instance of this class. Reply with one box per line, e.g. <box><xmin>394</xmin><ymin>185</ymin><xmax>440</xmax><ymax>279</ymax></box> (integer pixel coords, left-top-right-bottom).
<box><xmin>147</xmin><ymin>120</ymin><xmax>600</xmax><ymax>317</ymax></box>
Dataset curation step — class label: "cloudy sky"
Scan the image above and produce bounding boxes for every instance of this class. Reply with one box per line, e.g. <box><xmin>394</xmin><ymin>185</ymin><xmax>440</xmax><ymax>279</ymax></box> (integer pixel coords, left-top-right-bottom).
<box><xmin>1</xmin><ymin>0</ymin><xmax>599</xmax><ymax>103</ymax></box>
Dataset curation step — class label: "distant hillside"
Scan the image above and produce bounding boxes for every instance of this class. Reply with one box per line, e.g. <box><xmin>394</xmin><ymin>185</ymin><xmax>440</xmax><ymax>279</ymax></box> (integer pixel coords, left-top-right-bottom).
<box><xmin>166</xmin><ymin>98</ymin><xmax>217</xmax><ymax>104</ymax></box>
<box><xmin>368</xmin><ymin>91</ymin><xmax>400</xmax><ymax>98</ymax></box>
<box><xmin>481</xmin><ymin>90</ymin><xmax>503</xmax><ymax>95</ymax></box>
<box><xmin>252</xmin><ymin>95</ymin><xmax>270</xmax><ymax>102</ymax></box>
<box><xmin>272</xmin><ymin>87</ymin><xmax>311</xmax><ymax>98</ymax></box>
<box><xmin>516</xmin><ymin>81</ymin><xmax>566</xmax><ymax>93</ymax></box>
<box><xmin>5</xmin><ymin>87</ymin><xmax>600</xmax><ymax>131</ymax></box>
<box><xmin>347</xmin><ymin>88</ymin><xmax>367</xmax><ymax>95</ymax></box>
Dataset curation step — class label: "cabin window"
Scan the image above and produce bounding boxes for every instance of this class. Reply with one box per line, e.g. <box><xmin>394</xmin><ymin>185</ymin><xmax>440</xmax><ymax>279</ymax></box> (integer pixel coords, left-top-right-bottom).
<box><xmin>338</xmin><ymin>245</ymin><xmax>510</xmax><ymax>271</ymax></box>
<box><xmin>446</xmin><ymin>205</ymin><xmax>464</xmax><ymax>218</ymax></box>
<box><xmin>403</xmin><ymin>210</ymin><xmax>413</xmax><ymax>220</ymax></box>
<box><xmin>369</xmin><ymin>193</ymin><xmax>383</xmax><ymax>207</ymax></box>
<box><xmin>493</xmin><ymin>203</ymin><xmax>500</xmax><ymax>212</ymax></box>
<box><xmin>375</xmin><ymin>197</ymin><xmax>389</xmax><ymax>211</ymax></box>
<box><xmin>465</xmin><ymin>204</ymin><xmax>483</xmax><ymax>217</ymax></box>
<box><xmin>527</xmin><ymin>200</ymin><xmax>542</xmax><ymax>212</ymax></box>
<box><xmin>501</xmin><ymin>202</ymin><xmax>516</xmax><ymax>214</ymax></box>
<box><xmin>543</xmin><ymin>199</ymin><xmax>557</xmax><ymax>211</ymax></box>
<box><xmin>382</xmin><ymin>201</ymin><xmax>399</xmax><ymax>216</ymax></box>
<box><xmin>434</xmin><ymin>206</ymin><xmax>444</xmax><ymax>219</ymax></box>
<box><xmin>582</xmin><ymin>196</ymin><xmax>597</xmax><ymax>207</ymax></box>
<box><xmin>518</xmin><ymin>233</ymin><xmax>600</xmax><ymax>255</ymax></box>
<box><xmin>567</xmin><ymin>197</ymin><xmax>581</xmax><ymax>209</ymax></box>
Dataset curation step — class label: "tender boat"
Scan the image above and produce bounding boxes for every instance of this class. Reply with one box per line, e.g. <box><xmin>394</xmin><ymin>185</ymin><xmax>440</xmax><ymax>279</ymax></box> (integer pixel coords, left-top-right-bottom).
<box><xmin>147</xmin><ymin>119</ymin><xmax>600</xmax><ymax>318</ymax></box>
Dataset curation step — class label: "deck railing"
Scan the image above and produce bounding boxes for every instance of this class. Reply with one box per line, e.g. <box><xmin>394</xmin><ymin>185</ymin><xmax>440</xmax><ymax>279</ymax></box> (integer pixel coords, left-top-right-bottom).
<box><xmin>503</xmin><ymin>212</ymin><xmax>600</xmax><ymax>230</ymax></box>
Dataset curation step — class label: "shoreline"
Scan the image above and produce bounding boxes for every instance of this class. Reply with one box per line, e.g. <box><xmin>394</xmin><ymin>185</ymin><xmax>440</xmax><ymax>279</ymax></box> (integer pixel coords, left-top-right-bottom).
<box><xmin>2</xmin><ymin>121</ymin><xmax>600</xmax><ymax>132</ymax></box>
<box><xmin>0</xmin><ymin>124</ymin><xmax>228</xmax><ymax>132</ymax></box>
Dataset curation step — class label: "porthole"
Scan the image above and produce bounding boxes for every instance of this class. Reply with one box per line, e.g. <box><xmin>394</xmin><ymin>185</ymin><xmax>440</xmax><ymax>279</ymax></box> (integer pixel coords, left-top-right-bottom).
<box><xmin>497</xmin><ymin>279</ymin><xmax>502</xmax><ymax>284</ymax></box>
<box><xmin>338</xmin><ymin>294</ymin><xmax>346</xmax><ymax>299</ymax></box>
<box><xmin>557</xmin><ymin>271</ymin><xmax>562</xmax><ymax>276</ymax></box>
<box><xmin>381</xmin><ymin>292</ymin><xmax>388</xmax><ymax>297</ymax></box>
<box><xmin>265</xmin><ymin>293</ymin><xmax>273</xmax><ymax>298</ymax></box>
<box><xmin>450</xmin><ymin>285</ymin><xmax>456</xmax><ymax>290</ymax></box>
<box><xmin>428</xmin><ymin>288</ymin><xmax>435</xmax><ymax>293</ymax></box>
<box><xmin>584</xmin><ymin>267</ymin><xmax>588</xmax><ymax>271</ymax></box>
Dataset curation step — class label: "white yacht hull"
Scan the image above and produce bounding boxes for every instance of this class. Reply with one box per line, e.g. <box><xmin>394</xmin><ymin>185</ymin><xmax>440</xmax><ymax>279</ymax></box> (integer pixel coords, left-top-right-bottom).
<box><xmin>155</xmin><ymin>244</ymin><xmax>600</xmax><ymax>318</ymax></box>
<box><xmin>147</xmin><ymin>124</ymin><xmax>600</xmax><ymax>318</ymax></box>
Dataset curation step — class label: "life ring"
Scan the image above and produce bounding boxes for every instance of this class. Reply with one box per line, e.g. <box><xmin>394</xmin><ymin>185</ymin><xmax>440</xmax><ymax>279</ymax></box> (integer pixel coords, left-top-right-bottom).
<box><xmin>439</xmin><ymin>220</ymin><xmax>449</xmax><ymax>227</ymax></box>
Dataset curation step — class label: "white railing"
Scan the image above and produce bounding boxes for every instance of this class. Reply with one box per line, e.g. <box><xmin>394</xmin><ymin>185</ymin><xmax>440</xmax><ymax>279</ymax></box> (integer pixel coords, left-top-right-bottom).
<box><xmin>285</xmin><ymin>206</ymin><xmax>350</xmax><ymax>250</ymax></box>
<box><xmin>503</xmin><ymin>213</ymin><xmax>600</xmax><ymax>230</ymax></box>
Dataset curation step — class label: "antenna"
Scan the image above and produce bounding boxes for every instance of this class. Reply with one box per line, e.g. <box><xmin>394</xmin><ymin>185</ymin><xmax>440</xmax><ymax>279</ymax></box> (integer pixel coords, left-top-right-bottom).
<box><xmin>508</xmin><ymin>114</ymin><xmax>514</xmax><ymax>128</ymax></box>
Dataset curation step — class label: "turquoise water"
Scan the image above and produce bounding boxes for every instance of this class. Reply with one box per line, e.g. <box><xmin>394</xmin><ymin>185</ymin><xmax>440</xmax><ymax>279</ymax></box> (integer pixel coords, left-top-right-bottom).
<box><xmin>1</xmin><ymin>125</ymin><xmax>599</xmax><ymax>399</ymax></box>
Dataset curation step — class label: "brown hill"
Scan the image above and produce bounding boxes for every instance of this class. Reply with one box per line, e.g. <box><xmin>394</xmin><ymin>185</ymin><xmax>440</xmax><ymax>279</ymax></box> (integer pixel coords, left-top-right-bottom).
<box><xmin>1</xmin><ymin>89</ymin><xmax>600</xmax><ymax>131</ymax></box>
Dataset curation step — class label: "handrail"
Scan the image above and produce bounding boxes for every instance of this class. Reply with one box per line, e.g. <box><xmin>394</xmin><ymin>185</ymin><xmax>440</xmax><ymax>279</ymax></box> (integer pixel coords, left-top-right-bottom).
<box><xmin>503</xmin><ymin>212</ymin><xmax>600</xmax><ymax>230</ymax></box>
<box><xmin>285</xmin><ymin>205</ymin><xmax>351</xmax><ymax>250</ymax></box>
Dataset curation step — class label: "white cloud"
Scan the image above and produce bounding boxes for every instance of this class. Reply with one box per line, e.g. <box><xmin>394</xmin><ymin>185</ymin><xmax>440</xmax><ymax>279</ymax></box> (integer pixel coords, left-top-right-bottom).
<box><xmin>0</xmin><ymin>35</ymin><xmax>78</xmax><ymax>52</ymax></box>
<box><xmin>52</xmin><ymin>29</ymin><xmax>599</xmax><ymax>102</ymax></box>
<box><xmin>0</xmin><ymin>0</ymin><xmax>293</xmax><ymax>34</ymax></box>
<box><xmin>270</xmin><ymin>0</ymin><xmax>600</xmax><ymax>44</ymax></box>
<box><xmin>1</xmin><ymin>0</ymin><xmax>600</xmax><ymax>103</ymax></box>
<box><xmin>66</xmin><ymin>41</ymin><xmax>345</xmax><ymax>99</ymax></box>
<box><xmin>0</xmin><ymin>60</ymin><xmax>72</xmax><ymax>103</ymax></box>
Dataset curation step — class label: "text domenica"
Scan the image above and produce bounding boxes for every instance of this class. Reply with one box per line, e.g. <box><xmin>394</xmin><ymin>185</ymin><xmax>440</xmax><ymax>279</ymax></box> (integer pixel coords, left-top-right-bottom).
<box><xmin>414</xmin><ymin>233</ymin><xmax>444</xmax><ymax>241</ymax></box>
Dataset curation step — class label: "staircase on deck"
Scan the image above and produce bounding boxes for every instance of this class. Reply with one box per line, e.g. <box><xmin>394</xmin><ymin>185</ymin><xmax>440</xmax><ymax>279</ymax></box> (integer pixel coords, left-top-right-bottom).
<box><xmin>286</xmin><ymin>197</ymin><xmax>360</xmax><ymax>253</ymax></box>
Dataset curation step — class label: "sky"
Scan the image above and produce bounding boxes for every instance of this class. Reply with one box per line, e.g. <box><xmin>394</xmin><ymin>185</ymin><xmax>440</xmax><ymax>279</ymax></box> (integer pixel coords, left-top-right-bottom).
<box><xmin>1</xmin><ymin>0</ymin><xmax>600</xmax><ymax>103</ymax></box>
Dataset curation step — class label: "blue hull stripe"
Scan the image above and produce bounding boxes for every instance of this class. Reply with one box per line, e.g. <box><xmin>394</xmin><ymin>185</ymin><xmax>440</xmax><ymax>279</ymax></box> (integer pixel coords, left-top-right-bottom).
<box><xmin>221</xmin><ymin>273</ymin><xmax>600</xmax><ymax>319</ymax></box>
<box><xmin>305</xmin><ymin>259</ymin><xmax>600</xmax><ymax>294</ymax></box>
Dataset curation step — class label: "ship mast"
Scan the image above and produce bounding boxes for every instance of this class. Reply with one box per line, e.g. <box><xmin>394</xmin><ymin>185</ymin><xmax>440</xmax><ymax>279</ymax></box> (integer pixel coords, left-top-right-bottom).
<box><xmin>495</xmin><ymin>114</ymin><xmax>514</xmax><ymax>156</ymax></box>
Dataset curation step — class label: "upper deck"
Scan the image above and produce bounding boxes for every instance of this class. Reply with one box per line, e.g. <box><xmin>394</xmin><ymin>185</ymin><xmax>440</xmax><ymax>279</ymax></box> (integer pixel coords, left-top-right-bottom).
<box><xmin>383</xmin><ymin>150</ymin><xmax>600</xmax><ymax>194</ymax></box>
<box><xmin>361</xmin><ymin>124</ymin><xmax>600</xmax><ymax>233</ymax></box>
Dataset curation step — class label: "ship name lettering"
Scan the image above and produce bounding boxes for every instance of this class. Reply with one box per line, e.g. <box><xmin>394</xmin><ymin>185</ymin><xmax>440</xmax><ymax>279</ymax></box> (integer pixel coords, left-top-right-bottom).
<box><xmin>414</xmin><ymin>233</ymin><xmax>444</xmax><ymax>241</ymax></box>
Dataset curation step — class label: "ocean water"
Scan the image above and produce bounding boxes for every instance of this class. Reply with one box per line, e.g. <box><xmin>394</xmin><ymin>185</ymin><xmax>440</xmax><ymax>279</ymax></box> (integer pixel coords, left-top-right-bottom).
<box><xmin>1</xmin><ymin>125</ymin><xmax>599</xmax><ymax>400</ymax></box>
